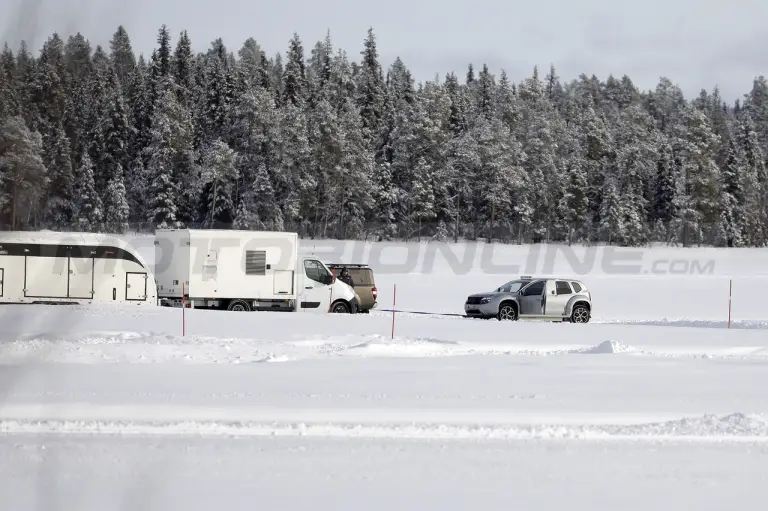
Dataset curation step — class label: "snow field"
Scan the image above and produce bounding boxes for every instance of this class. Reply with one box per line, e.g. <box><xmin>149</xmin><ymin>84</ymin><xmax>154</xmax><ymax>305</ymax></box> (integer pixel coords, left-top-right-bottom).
<box><xmin>3</xmin><ymin>238</ymin><xmax>768</xmax><ymax>509</ymax></box>
<box><xmin>2</xmin><ymin>304</ymin><xmax>768</xmax><ymax>439</ymax></box>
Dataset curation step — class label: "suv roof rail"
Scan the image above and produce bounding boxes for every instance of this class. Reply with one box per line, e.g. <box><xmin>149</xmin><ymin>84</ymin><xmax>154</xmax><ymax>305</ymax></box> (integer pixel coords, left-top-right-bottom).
<box><xmin>520</xmin><ymin>275</ymin><xmax>585</xmax><ymax>281</ymax></box>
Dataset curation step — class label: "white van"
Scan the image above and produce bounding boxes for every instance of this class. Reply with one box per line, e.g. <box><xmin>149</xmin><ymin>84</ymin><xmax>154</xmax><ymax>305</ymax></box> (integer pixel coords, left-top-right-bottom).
<box><xmin>154</xmin><ymin>228</ymin><xmax>359</xmax><ymax>313</ymax></box>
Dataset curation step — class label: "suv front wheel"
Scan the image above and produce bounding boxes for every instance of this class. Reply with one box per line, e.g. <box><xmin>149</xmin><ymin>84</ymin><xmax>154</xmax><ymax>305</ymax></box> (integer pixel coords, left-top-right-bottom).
<box><xmin>497</xmin><ymin>303</ymin><xmax>518</xmax><ymax>321</ymax></box>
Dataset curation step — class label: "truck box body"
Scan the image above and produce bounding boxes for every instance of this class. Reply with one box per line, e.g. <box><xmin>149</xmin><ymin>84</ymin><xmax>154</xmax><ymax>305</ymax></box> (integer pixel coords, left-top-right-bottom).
<box><xmin>155</xmin><ymin>229</ymin><xmax>299</xmax><ymax>301</ymax></box>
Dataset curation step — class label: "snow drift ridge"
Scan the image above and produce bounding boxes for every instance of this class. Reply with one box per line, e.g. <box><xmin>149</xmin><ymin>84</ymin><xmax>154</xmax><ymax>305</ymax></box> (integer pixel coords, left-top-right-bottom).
<box><xmin>2</xmin><ymin>413</ymin><xmax>766</xmax><ymax>441</ymax></box>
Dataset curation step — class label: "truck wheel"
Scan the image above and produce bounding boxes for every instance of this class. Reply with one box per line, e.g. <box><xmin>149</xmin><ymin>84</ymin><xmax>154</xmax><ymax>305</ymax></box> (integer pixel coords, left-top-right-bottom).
<box><xmin>331</xmin><ymin>301</ymin><xmax>351</xmax><ymax>313</ymax></box>
<box><xmin>227</xmin><ymin>299</ymin><xmax>251</xmax><ymax>312</ymax></box>
<box><xmin>497</xmin><ymin>303</ymin><xmax>518</xmax><ymax>321</ymax></box>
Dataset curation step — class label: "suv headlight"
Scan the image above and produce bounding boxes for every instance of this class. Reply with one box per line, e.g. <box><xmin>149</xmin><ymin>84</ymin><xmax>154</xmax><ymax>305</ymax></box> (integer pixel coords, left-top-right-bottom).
<box><xmin>480</xmin><ymin>297</ymin><xmax>491</xmax><ymax>304</ymax></box>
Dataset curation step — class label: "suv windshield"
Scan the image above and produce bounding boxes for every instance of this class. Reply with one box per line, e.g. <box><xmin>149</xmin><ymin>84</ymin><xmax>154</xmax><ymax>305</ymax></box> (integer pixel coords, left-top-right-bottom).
<box><xmin>496</xmin><ymin>280</ymin><xmax>525</xmax><ymax>293</ymax></box>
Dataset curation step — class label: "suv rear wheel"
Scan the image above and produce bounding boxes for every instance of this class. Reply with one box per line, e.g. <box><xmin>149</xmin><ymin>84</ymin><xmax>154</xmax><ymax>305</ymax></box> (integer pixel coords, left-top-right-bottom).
<box><xmin>497</xmin><ymin>303</ymin><xmax>518</xmax><ymax>321</ymax></box>
<box><xmin>571</xmin><ymin>304</ymin><xmax>590</xmax><ymax>323</ymax></box>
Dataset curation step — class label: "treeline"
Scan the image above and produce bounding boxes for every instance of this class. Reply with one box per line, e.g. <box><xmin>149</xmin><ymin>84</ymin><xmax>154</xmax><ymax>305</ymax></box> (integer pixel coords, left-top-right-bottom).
<box><xmin>1</xmin><ymin>25</ymin><xmax>768</xmax><ymax>247</ymax></box>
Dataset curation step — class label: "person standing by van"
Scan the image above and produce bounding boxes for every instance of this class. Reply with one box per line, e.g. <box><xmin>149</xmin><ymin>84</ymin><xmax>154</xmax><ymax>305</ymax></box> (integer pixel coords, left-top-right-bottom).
<box><xmin>338</xmin><ymin>267</ymin><xmax>355</xmax><ymax>288</ymax></box>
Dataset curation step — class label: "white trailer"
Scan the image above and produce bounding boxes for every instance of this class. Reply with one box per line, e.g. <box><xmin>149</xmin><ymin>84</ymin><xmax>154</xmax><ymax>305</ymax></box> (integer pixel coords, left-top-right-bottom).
<box><xmin>0</xmin><ymin>231</ymin><xmax>157</xmax><ymax>305</ymax></box>
<box><xmin>154</xmin><ymin>228</ymin><xmax>360</xmax><ymax>313</ymax></box>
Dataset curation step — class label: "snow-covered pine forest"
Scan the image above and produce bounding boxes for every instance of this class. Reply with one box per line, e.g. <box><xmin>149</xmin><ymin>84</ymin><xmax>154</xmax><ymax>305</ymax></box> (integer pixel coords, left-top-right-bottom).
<box><xmin>1</xmin><ymin>25</ymin><xmax>767</xmax><ymax>247</ymax></box>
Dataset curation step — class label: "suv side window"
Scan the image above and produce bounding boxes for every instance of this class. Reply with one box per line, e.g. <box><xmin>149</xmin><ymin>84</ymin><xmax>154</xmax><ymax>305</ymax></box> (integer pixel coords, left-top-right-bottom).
<box><xmin>571</xmin><ymin>282</ymin><xmax>582</xmax><ymax>293</ymax></box>
<box><xmin>522</xmin><ymin>280</ymin><xmax>545</xmax><ymax>296</ymax></box>
<box><xmin>556</xmin><ymin>281</ymin><xmax>572</xmax><ymax>295</ymax></box>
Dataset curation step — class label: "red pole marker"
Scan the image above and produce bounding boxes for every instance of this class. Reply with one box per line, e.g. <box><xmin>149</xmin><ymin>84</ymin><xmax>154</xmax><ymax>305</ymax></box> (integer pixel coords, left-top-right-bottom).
<box><xmin>728</xmin><ymin>279</ymin><xmax>732</xmax><ymax>329</ymax></box>
<box><xmin>182</xmin><ymin>282</ymin><xmax>186</xmax><ymax>337</ymax></box>
<box><xmin>391</xmin><ymin>284</ymin><xmax>397</xmax><ymax>339</ymax></box>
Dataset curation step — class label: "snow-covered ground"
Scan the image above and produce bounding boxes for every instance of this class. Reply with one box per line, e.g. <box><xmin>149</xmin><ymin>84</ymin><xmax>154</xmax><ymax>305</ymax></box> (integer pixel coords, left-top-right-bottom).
<box><xmin>2</xmin><ymin>237</ymin><xmax>768</xmax><ymax>509</ymax></box>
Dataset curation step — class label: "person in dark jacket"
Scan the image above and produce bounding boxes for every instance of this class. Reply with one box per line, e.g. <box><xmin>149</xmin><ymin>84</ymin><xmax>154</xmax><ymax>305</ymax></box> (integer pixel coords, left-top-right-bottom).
<box><xmin>338</xmin><ymin>267</ymin><xmax>355</xmax><ymax>288</ymax></box>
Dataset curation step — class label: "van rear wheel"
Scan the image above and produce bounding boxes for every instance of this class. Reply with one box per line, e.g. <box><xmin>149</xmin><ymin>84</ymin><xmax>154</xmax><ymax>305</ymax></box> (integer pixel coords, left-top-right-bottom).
<box><xmin>227</xmin><ymin>299</ymin><xmax>251</xmax><ymax>312</ymax></box>
<box><xmin>331</xmin><ymin>301</ymin><xmax>351</xmax><ymax>313</ymax></box>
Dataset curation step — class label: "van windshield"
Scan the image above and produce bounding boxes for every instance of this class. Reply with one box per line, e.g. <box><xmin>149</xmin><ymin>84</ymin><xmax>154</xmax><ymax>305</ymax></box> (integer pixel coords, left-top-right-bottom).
<box><xmin>496</xmin><ymin>280</ymin><xmax>525</xmax><ymax>293</ymax></box>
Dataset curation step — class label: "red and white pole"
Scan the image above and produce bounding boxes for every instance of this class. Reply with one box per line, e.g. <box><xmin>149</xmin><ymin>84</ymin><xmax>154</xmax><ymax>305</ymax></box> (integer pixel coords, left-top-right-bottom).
<box><xmin>182</xmin><ymin>282</ymin><xmax>186</xmax><ymax>336</ymax></box>
<box><xmin>391</xmin><ymin>284</ymin><xmax>397</xmax><ymax>339</ymax></box>
<box><xmin>728</xmin><ymin>278</ymin><xmax>732</xmax><ymax>329</ymax></box>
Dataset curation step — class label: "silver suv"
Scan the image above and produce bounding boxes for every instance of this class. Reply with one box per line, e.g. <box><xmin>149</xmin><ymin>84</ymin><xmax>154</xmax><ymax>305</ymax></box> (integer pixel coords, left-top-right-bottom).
<box><xmin>464</xmin><ymin>276</ymin><xmax>592</xmax><ymax>323</ymax></box>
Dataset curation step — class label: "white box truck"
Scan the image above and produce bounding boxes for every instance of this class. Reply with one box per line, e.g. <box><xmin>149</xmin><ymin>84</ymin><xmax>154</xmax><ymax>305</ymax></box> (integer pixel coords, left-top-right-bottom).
<box><xmin>154</xmin><ymin>228</ymin><xmax>360</xmax><ymax>313</ymax></box>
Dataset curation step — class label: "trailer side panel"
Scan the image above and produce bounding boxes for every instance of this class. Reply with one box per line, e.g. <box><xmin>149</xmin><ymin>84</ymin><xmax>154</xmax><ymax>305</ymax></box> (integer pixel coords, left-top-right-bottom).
<box><xmin>68</xmin><ymin>257</ymin><xmax>95</xmax><ymax>299</ymax></box>
<box><xmin>25</xmin><ymin>256</ymin><xmax>68</xmax><ymax>298</ymax></box>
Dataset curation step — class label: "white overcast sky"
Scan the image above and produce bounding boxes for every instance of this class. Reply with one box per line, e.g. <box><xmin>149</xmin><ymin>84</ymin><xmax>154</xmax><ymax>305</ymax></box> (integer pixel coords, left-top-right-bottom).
<box><xmin>2</xmin><ymin>0</ymin><xmax>766</xmax><ymax>102</ymax></box>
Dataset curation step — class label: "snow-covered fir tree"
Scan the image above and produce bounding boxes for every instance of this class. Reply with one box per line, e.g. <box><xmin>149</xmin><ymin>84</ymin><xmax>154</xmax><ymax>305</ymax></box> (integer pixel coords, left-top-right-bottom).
<box><xmin>42</xmin><ymin>121</ymin><xmax>75</xmax><ymax>229</ymax></box>
<box><xmin>0</xmin><ymin>115</ymin><xmax>47</xmax><ymax>229</ymax></box>
<box><xmin>72</xmin><ymin>152</ymin><xmax>103</xmax><ymax>231</ymax></box>
<box><xmin>200</xmin><ymin>138</ymin><xmax>239</xmax><ymax>227</ymax></box>
<box><xmin>0</xmin><ymin>25</ymin><xmax>766</xmax><ymax>247</ymax></box>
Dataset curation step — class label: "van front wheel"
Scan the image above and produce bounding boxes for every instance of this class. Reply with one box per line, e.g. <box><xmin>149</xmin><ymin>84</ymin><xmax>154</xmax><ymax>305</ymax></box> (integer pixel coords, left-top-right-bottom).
<box><xmin>331</xmin><ymin>301</ymin><xmax>351</xmax><ymax>313</ymax></box>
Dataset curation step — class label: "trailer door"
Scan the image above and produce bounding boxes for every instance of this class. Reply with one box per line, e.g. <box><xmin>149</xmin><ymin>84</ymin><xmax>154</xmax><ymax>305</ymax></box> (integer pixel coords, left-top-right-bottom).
<box><xmin>0</xmin><ymin>268</ymin><xmax>3</xmax><ymax>297</ymax></box>
<box><xmin>68</xmin><ymin>257</ymin><xmax>94</xmax><ymax>299</ymax></box>
<box><xmin>125</xmin><ymin>272</ymin><xmax>148</xmax><ymax>301</ymax></box>
<box><xmin>25</xmin><ymin>257</ymin><xmax>68</xmax><ymax>298</ymax></box>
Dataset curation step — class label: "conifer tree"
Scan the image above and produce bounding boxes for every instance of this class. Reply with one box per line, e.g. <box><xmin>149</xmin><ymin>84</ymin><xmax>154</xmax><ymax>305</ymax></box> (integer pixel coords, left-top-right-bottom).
<box><xmin>356</xmin><ymin>28</ymin><xmax>385</xmax><ymax>146</ymax></box>
<box><xmin>200</xmin><ymin>138</ymin><xmax>238</xmax><ymax>226</ymax></box>
<box><xmin>717</xmin><ymin>138</ymin><xmax>745</xmax><ymax>247</ymax></box>
<box><xmin>43</xmin><ymin>122</ymin><xmax>75</xmax><ymax>229</ymax></box>
<box><xmin>73</xmin><ymin>152</ymin><xmax>103</xmax><ymax>231</ymax></box>
<box><xmin>282</xmin><ymin>33</ymin><xmax>307</xmax><ymax>106</ymax></box>
<box><xmin>145</xmin><ymin>85</ymin><xmax>182</xmax><ymax>228</ymax></box>
<box><xmin>98</xmin><ymin>67</ymin><xmax>132</xmax><ymax>203</ymax></box>
<box><xmin>0</xmin><ymin>115</ymin><xmax>47</xmax><ymax>229</ymax></box>
<box><xmin>109</xmin><ymin>26</ymin><xmax>136</xmax><ymax>87</ymax></box>
<box><xmin>172</xmin><ymin>30</ymin><xmax>194</xmax><ymax>106</ymax></box>
<box><xmin>103</xmin><ymin>168</ymin><xmax>130</xmax><ymax>233</ymax></box>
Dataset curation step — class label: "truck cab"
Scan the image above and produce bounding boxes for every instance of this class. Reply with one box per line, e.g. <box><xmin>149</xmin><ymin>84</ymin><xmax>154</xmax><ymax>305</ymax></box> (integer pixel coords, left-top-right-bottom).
<box><xmin>298</xmin><ymin>256</ymin><xmax>359</xmax><ymax>313</ymax></box>
<box><xmin>326</xmin><ymin>263</ymin><xmax>377</xmax><ymax>313</ymax></box>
